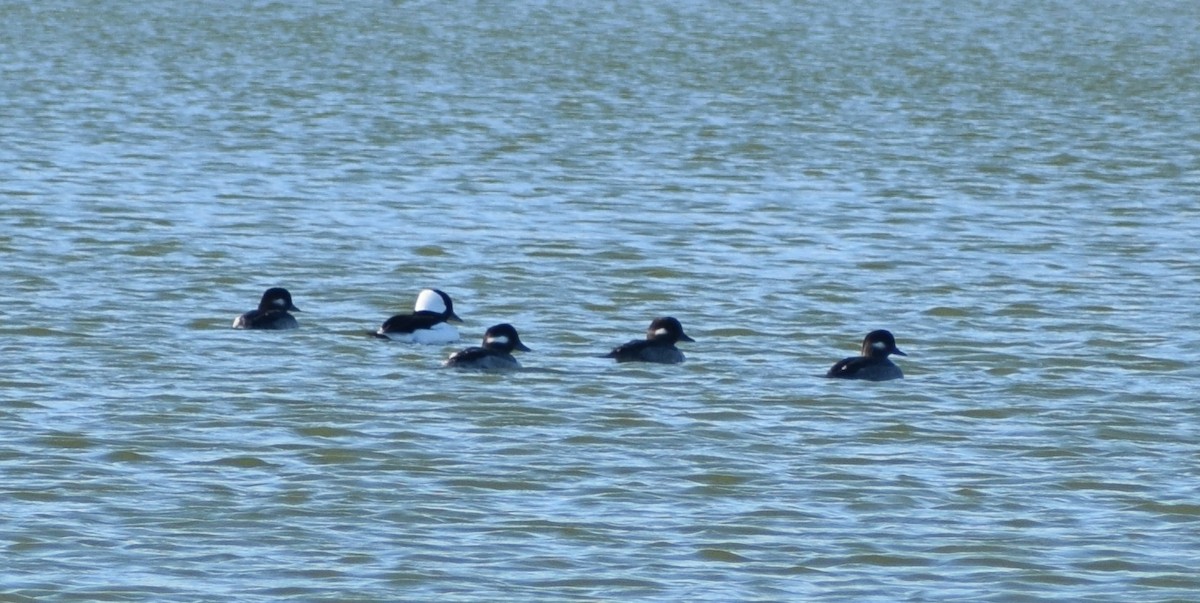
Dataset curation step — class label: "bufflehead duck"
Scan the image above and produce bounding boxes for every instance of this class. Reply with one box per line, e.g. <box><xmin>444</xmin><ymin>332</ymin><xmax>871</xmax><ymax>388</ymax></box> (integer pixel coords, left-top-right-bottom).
<box><xmin>443</xmin><ymin>323</ymin><xmax>531</xmax><ymax>370</ymax></box>
<box><xmin>376</xmin><ymin>288</ymin><xmax>462</xmax><ymax>344</ymax></box>
<box><xmin>605</xmin><ymin>316</ymin><xmax>694</xmax><ymax>364</ymax></box>
<box><xmin>825</xmin><ymin>329</ymin><xmax>906</xmax><ymax>381</ymax></box>
<box><xmin>233</xmin><ymin>287</ymin><xmax>300</xmax><ymax>330</ymax></box>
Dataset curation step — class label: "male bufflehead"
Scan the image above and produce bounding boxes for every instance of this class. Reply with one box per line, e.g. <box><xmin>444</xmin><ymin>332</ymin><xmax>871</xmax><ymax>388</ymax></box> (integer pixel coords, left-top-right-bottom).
<box><xmin>233</xmin><ymin>287</ymin><xmax>300</xmax><ymax>330</ymax></box>
<box><xmin>444</xmin><ymin>323</ymin><xmax>531</xmax><ymax>370</ymax></box>
<box><xmin>605</xmin><ymin>316</ymin><xmax>694</xmax><ymax>364</ymax></box>
<box><xmin>376</xmin><ymin>288</ymin><xmax>462</xmax><ymax>344</ymax></box>
<box><xmin>825</xmin><ymin>329</ymin><xmax>906</xmax><ymax>381</ymax></box>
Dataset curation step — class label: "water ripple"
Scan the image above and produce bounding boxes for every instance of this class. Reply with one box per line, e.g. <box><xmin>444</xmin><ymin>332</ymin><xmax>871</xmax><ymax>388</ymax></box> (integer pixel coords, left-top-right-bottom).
<box><xmin>3</xmin><ymin>0</ymin><xmax>1200</xmax><ymax>601</ymax></box>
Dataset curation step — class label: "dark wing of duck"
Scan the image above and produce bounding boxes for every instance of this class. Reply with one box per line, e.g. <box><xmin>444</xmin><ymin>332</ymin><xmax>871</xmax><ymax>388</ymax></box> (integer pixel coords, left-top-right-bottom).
<box><xmin>445</xmin><ymin>346</ymin><xmax>491</xmax><ymax>366</ymax></box>
<box><xmin>605</xmin><ymin>338</ymin><xmax>650</xmax><ymax>363</ymax></box>
<box><xmin>380</xmin><ymin>311</ymin><xmax>445</xmax><ymax>334</ymax></box>
<box><xmin>238</xmin><ymin>309</ymin><xmax>298</xmax><ymax>330</ymax></box>
<box><xmin>825</xmin><ymin>356</ymin><xmax>866</xmax><ymax>379</ymax></box>
<box><xmin>234</xmin><ymin>309</ymin><xmax>260</xmax><ymax>328</ymax></box>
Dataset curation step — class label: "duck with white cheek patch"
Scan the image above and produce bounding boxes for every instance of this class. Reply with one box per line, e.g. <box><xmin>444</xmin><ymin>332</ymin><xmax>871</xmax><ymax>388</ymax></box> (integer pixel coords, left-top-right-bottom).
<box><xmin>375</xmin><ymin>288</ymin><xmax>462</xmax><ymax>344</ymax></box>
<box><xmin>604</xmin><ymin>316</ymin><xmax>694</xmax><ymax>364</ymax></box>
<box><xmin>233</xmin><ymin>287</ymin><xmax>301</xmax><ymax>330</ymax></box>
<box><xmin>825</xmin><ymin>329</ymin><xmax>907</xmax><ymax>381</ymax></box>
<box><xmin>443</xmin><ymin>323</ymin><xmax>531</xmax><ymax>370</ymax></box>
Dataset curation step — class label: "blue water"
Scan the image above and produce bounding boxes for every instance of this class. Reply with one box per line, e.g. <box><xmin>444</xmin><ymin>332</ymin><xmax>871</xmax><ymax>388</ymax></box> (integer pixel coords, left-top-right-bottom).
<box><xmin>2</xmin><ymin>1</ymin><xmax>1199</xmax><ymax>601</ymax></box>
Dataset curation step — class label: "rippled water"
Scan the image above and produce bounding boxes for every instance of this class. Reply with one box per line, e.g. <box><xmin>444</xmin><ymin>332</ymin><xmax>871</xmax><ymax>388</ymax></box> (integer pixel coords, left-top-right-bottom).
<box><xmin>3</xmin><ymin>1</ymin><xmax>1200</xmax><ymax>601</ymax></box>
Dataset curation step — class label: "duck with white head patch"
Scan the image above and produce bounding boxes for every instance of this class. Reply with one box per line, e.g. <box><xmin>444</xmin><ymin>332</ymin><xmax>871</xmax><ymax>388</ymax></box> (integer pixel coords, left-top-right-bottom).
<box><xmin>233</xmin><ymin>287</ymin><xmax>300</xmax><ymax>330</ymax></box>
<box><xmin>605</xmin><ymin>316</ymin><xmax>694</xmax><ymax>364</ymax></box>
<box><xmin>443</xmin><ymin>323</ymin><xmax>531</xmax><ymax>370</ymax></box>
<box><xmin>825</xmin><ymin>329</ymin><xmax>907</xmax><ymax>381</ymax></box>
<box><xmin>375</xmin><ymin>288</ymin><xmax>462</xmax><ymax>344</ymax></box>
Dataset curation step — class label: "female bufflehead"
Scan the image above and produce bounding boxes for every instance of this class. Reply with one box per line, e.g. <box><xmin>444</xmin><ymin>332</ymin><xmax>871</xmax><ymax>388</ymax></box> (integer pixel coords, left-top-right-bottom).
<box><xmin>376</xmin><ymin>288</ymin><xmax>462</xmax><ymax>344</ymax></box>
<box><xmin>233</xmin><ymin>287</ymin><xmax>300</xmax><ymax>330</ymax></box>
<box><xmin>443</xmin><ymin>323</ymin><xmax>531</xmax><ymax>370</ymax></box>
<box><xmin>825</xmin><ymin>329</ymin><xmax>906</xmax><ymax>381</ymax></box>
<box><xmin>605</xmin><ymin>316</ymin><xmax>694</xmax><ymax>364</ymax></box>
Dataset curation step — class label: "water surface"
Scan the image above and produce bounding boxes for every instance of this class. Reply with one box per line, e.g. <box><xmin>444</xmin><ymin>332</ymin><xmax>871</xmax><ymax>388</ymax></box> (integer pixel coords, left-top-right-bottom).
<box><xmin>2</xmin><ymin>1</ymin><xmax>1199</xmax><ymax>601</ymax></box>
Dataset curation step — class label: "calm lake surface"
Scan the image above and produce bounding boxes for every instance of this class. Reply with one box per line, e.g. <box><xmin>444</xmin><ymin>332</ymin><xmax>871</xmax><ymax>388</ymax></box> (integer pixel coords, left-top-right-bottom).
<box><xmin>2</xmin><ymin>1</ymin><xmax>1199</xmax><ymax>601</ymax></box>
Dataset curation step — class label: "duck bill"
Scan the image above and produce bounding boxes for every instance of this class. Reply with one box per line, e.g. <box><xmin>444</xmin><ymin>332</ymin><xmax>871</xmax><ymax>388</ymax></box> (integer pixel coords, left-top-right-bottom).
<box><xmin>448</xmin><ymin>311</ymin><xmax>463</xmax><ymax>323</ymax></box>
<box><xmin>892</xmin><ymin>348</ymin><xmax>907</xmax><ymax>356</ymax></box>
<box><xmin>515</xmin><ymin>342</ymin><xmax>532</xmax><ymax>352</ymax></box>
<box><xmin>289</xmin><ymin>304</ymin><xmax>302</xmax><ymax>312</ymax></box>
<box><xmin>679</xmin><ymin>333</ymin><xmax>696</xmax><ymax>342</ymax></box>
